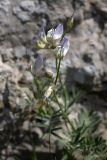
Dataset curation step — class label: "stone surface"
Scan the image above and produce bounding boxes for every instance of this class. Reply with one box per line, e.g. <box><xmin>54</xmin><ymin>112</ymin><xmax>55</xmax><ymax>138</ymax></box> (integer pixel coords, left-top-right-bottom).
<box><xmin>14</xmin><ymin>46</ymin><xmax>26</xmax><ymax>59</ymax></box>
<box><xmin>13</xmin><ymin>6</ymin><xmax>30</xmax><ymax>23</ymax></box>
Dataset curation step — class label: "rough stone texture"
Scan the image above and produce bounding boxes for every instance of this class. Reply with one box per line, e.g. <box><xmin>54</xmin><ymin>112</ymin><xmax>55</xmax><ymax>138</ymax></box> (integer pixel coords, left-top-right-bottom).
<box><xmin>0</xmin><ymin>0</ymin><xmax>107</xmax><ymax>110</ymax></box>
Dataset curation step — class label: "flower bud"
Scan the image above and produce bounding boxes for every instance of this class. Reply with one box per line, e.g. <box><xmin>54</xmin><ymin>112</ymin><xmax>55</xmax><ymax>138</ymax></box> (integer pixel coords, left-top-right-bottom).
<box><xmin>44</xmin><ymin>85</ymin><xmax>54</xmax><ymax>99</ymax></box>
<box><xmin>66</xmin><ymin>17</ymin><xmax>74</xmax><ymax>31</ymax></box>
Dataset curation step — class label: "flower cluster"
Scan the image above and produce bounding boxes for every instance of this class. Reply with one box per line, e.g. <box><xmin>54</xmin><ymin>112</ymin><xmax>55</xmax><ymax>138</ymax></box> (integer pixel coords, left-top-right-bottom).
<box><xmin>32</xmin><ymin>24</ymin><xmax>70</xmax><ymax>74</ymax></box>
<box><xmin>32</xmin><ymin>23</ymin><xmax>70</xmax><ymax>99</ymax></box>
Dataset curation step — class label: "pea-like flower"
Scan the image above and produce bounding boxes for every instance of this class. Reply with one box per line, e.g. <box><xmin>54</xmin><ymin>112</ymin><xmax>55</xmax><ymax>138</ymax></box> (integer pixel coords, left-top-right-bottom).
<box><xmin>33</xmin><ymin>27</ymin><xmax>47</xmax><ymax>49</ymax></box>
<box><xmin>47</xmin><ymin>24</ymin><xmax>63</xmax><ymax>42</ymax></box>
<box><xmin>55</xmin><ymin>37</ymin><xmax>70</xmax><ymax>58</ymax></box>
<box><xmin>33</xmin><ymin>24</ymin><xmax>64</xmax><ymax>49</ymax></box>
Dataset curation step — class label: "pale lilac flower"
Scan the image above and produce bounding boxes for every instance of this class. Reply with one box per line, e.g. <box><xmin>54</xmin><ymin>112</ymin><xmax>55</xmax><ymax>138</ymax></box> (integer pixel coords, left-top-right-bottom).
<box><xmin>55</xmin><ymin>37</ymin><xmax>70</xmax><ymax>58</ymax></box>
<box><xmin>60</xmin><ymin>37</ymin><xmax>70</xmax><ymax>57</ymax></box>
<box><xmin>53</xmin><ymin>24</ymin><xmax>63</xmax><ymax>40</ymax></box>
<box><xmin>47</xmin><ymin>24</ymin><xmax>63</xmax><ymax>41</ymax></box>
<box><xmin>47</xmin><ymin>28</ymin><xmax>54</xmax><ymax>40</ymax></box>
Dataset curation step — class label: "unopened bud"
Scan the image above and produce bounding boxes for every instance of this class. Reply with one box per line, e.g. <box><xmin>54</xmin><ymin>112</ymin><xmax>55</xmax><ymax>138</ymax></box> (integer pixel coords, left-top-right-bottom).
<box><xmin>66</xmin><ymin>17</ymin><xmax>74</xmax><ymax>30</ymax></box>
<box><xmin>44</xmin><ymin>85</ymin><xmax>54</xmax><ymax>99</ymax></box>
<box><xmin>66</xmin><ymin>11</ymin><xmax>75</xmax><ymax>33</ymax></box>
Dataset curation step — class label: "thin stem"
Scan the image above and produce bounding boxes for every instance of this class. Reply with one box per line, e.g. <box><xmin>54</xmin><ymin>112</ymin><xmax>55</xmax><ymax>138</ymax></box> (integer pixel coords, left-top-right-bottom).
<box><xmin>53</xmin><ymin>90</ymin><xmax>62</xmax><ymax>110</ymax></box>
<box><xmin>59</xmin><ymin>76</ymin><xmax>67</xmax><ymax>110</ymax></box>
<box><xmin>55</xmin><ymin>56</ymin><xmax>58</xmax><ymax>69</ymax></box>
<box><xmin>54</xmin><ymin>58</ymin><xmax>61</xmax><ymax>85</ymax></box>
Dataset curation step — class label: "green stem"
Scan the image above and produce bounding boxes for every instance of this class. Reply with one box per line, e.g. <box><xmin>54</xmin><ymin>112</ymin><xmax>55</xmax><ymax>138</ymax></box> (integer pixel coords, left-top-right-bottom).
<box><xmin>54</xmin><ymin>58</ymin><xmax>61</xmax><ymax>85</ymax></box>
<box><xmin>55</xmin><ymin>56</ymin><xmax>58</xmax><ymax>69</ymax></box>
<box><xmin>59</xmin><ymin>76</ymin><xmax>67</xmax><ymax>110</ymax></box>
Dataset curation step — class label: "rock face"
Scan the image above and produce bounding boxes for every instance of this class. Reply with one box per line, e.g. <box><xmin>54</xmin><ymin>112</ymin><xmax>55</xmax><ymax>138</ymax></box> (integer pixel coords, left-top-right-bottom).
<box><xmin>0</xmin><ymin>0</ymin><xmax>107</xmax><ymax>109</ymax></box>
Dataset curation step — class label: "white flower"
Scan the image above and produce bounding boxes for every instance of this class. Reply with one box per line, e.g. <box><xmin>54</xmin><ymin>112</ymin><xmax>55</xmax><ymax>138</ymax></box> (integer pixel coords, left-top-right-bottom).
<box><xmin>47</xmin><ymin>24</ymin><xmax>63</xmax><ymax>42</ymax></box>
<box><xmin>55</xmin><ymin>37</ymin><xmax>70</xmax><ymax>58</ymax></box>
<box><xmin>53</xmin><ymin>24</ymin><xmax>64</xmax><ymax>40</ymax></box>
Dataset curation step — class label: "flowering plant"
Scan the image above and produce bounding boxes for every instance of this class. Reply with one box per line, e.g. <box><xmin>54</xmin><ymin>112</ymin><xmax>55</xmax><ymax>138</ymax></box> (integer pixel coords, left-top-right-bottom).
<box><xmin>29</xmin><ymin>21</ymin><xmax>107</xmax><ymax>160</ymax></box>
<box><xmin>31</xmin><ymin>23</ymin><xmax>70</xmax><ymax>101</ymax></box>
<box><xmin>0</xmin><ymin>13</ymin><xmax>107</xmax><ymax>160</ymax></box>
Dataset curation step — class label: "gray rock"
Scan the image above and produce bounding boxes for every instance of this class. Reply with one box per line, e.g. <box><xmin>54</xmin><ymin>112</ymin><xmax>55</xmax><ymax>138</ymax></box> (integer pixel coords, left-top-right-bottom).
<box><xmin>13</xmin><ymin>7</ymin><xmax>30</xmax><ymax>23</ymax></box>
<box><xmin>18</xmin><ymin>71</ymin><xmax>33</xmax><ymax>85</ymax></box>
<box><xmin>0</xmin><ymin>48</ymin><xmax>14</xmax><ymax>62</ymax></box>
<box><xmin>69</xmin><ymin>65</ymin><xmax>97</xmax><ymax>85</ymax></box>
<box><xmin>14</xmin><ymin>46</ymin><xmax>26</xmax><ymax>59</ymax></box>
<box><xmin>0</xmin><ymin>0</ymin><xmax>10</xmax><ymax>14</ymax></box>
<box><xmin>91</xmin><ymin>0</ymin><xmax>107</xmax><ymax>14</ymax></box>
<box><xmin>19</xmin><ymin>0</ymin><xmax>36</xmax><ymax>14</ymax></box>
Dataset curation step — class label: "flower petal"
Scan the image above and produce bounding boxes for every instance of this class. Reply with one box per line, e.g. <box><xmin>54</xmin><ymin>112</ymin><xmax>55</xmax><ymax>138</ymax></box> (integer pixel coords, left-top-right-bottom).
<box><xmin>47</xmin><ymin>28</ymin><xmax>54</xmax><ymax>39</ymax></box>
<box><xmin>60</xmin><ymin>37</ymin><xmax>70</xmax><ymax>56</ymax></box>
<box><xmin>53</xmin><ymin>24</ymin><xmax>63</xmax><ymax>40</ymax></box>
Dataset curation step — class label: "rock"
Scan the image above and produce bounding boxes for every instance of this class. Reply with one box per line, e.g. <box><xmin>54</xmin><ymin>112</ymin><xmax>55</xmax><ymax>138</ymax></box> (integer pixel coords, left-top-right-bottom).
<box><xmin>13</xmin><ymin>7</ymin><xmax>30</xmax><ymax>23</ymax></box>
<box><xmin>14</xmin><ymin>46</ymin><xmax>26</xmax><ymax>59</ymax></box>
<box><xmin>0</xmin><ymin>0</ymin><xmax>10</xmax><ymax>15</ymax></box>
<box><xmin>104</xmin><ymin>23</ymin><xmax>107</xmax><ymax>36</ymax></box>
<box><xmin>31</xmin><ymin>127</ymin><xmax>43</xmax><ymax>138</ymax></box>
<box><xmin>0</xmin><ymin>48</ymin><xmax>14</xmax><ymax>62</ymax></box>
<box><xmin>19</xmin><ymin>0</ymin><xmax>36</xmax><ymax>14</ymax></box>
<box><xmin>90</xmin><ymin>0</ymin><xmax>107</xmax><ymax>17</ymax></box>
<box><xmin>18</xmin><ymin>71</ymin><xmax>33</xmax><ymax>85</ymax></box>
<box><xmin>22</xmin><ymin>120</ymin><xmax>30</xmax><ymax>131</ymax></box>
<box><xmin>67</xmin><ymin>65</ymin><xmax>97</xmax><ymax>86</ymax></box>
<box><xmin>0</xmin><ymin>59</ymin><xmax>13</xmax><ymax>78</ymax></box>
